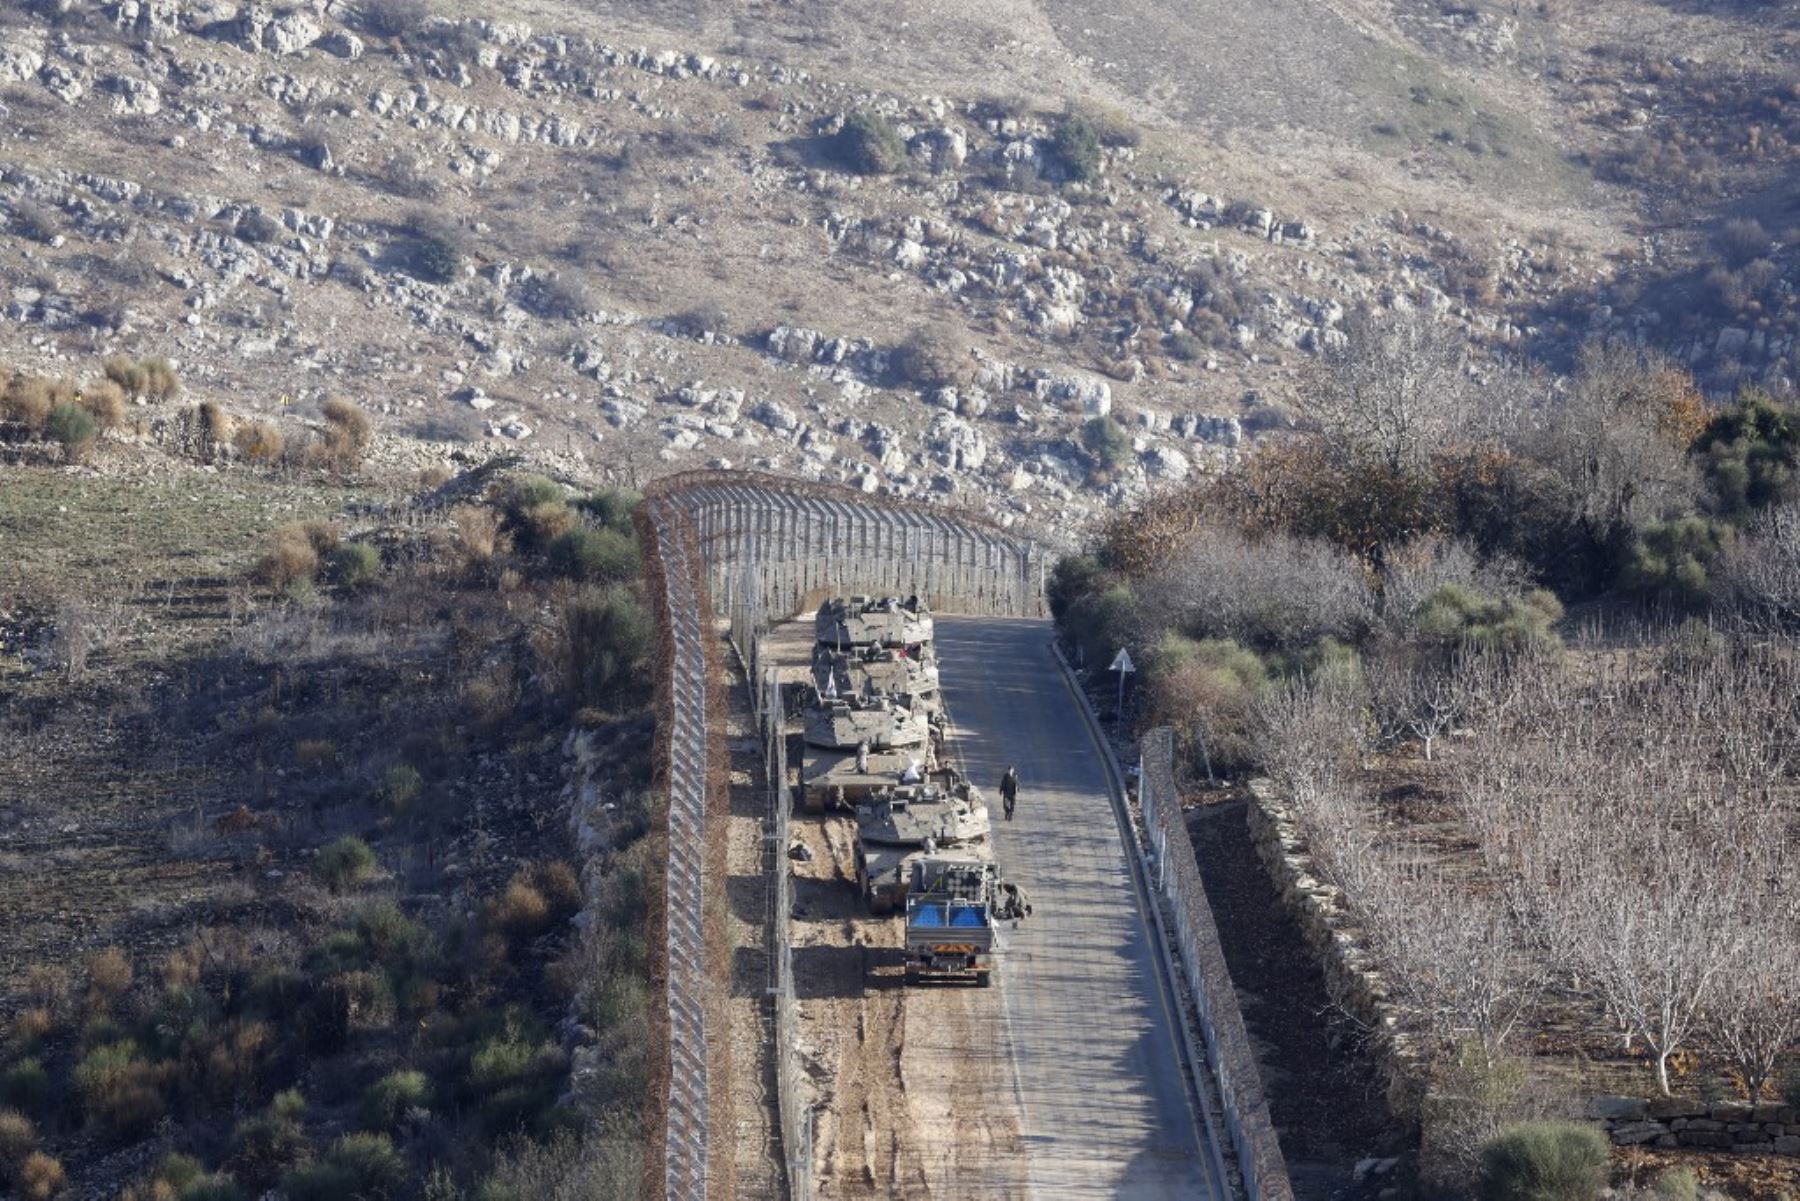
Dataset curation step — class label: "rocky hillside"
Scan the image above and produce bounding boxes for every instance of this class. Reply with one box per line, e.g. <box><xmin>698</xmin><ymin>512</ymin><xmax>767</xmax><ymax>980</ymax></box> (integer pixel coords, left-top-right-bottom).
<box><xmin>1</xmin><ymin>0</ymin><xmax>1796</xmax><ymax>535</ymax></box>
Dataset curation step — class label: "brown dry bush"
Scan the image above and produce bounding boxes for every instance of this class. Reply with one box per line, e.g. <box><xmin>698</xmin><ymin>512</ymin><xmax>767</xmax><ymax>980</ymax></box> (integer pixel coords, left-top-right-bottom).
<box><xmin>16</xmin><ymin>1151</ymin><xmax>64</xmax><ymax>1201</ymax></box>
<box><xmin>160</xmin><ymin>943</ymin><xmax>204</xmax><ymax>992</ymax></box>
<box><xmin>10</xmin><ymin>1008</ymin><xmax>54</xmax><ymax>1048</ymax></box>
<box><xmin>23</xmin><ymin>966</ymin><xmax>69</xmax><ymax>1013</ymax></box>
<box><xmin>452</xmin><ymin>504</ymin><xmax>508</xmax><ymax>569</ymax></box>
<box><xmin>891</xmin><ymin>328</ymin><xmax>973</xmax><ymax>390</ymax></box>
<box><xmin>293</xmin><ymin>738</ymin><xmax>337</xmax><ymax>773</ymax></box>
<box><xmin>486</xmin><ymin>860</ymin><xmax>584</xmax><ymax>946</ymax></box>
<box><xmin>85</xmin><ymin>946</ymin><xmax>132</xmax><ymax>1011</ymax></box>
<box><xmin>79</xmin><ymin>380</ymin><xmax>127</xmax><ymax>432</ymax></box>
<box><xmin>1</xmin><ymin>376</ymin><xmax>58</xmax><ymax>430</ymax></box>
<box><xmin>0</xmin><ymin>1107</ymin><xmax>35</xmax><ymax>1170</ymax></box>
<box><xmin>73</xmin><ymin>1042</ymin><xmax>171</xmax><ymax>1137</ymax></box>
<box><xmin>319</xmin><ymin>396</ymin><xmax>372</xmax><ymax>470</ymax></box>
<box><xmin>233</xmin><ymin>420</ymin><xmax>285</xmax><ymax>463</ymax></box>
<box><xmin>258</xmin><ymin>521</ymin><xmax>341</xmax><ymax>588</ymax></box>
<box><xmin>259</xmin><ymin>528</ymin><xmax>319</xmax><ymax>588</ymax></box>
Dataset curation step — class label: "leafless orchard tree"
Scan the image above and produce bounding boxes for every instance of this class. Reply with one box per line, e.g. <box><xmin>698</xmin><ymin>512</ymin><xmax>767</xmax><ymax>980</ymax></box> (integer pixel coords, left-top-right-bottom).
<box><xmin>1717</xmin><ymin>500</ymin><xmax>1800</xmax><ymax>634</ymax></box>
<box><xmin>1705</xmin><ymin>907</ymin><xmax>1800</xmax><ymax>1102</ymax></box>
<box><xmin>1357</xmin><ymin>859</ymin><xmax>1548</xmax><ymax>1068</ymax></box>
<box><xmin>1364</xmin><ymin>641</ymin><xmax>1461</xmax><ymax>761</ymax></box>
<box><xmin>1449</xmin><ymin>646</ymin><xmax>1800</xmax><ymax>1095</ymax></box>
<box><xmin>1296</xmin><ymin>311</ymin><xmax>1472</xmax><ymax>474</ymax></box>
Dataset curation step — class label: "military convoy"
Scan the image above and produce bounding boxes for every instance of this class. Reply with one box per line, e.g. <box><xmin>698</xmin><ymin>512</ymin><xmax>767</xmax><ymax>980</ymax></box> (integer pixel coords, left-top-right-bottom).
<box><xmin>796</xmin><ymin>596</ymin><xmax>1030</xmax><ymax>987</ymax></box>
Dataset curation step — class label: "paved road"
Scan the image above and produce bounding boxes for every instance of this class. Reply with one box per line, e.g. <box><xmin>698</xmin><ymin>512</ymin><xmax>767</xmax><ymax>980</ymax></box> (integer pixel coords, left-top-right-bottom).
<box><xmin>937</xmin><ymin>617</ymin><xmax>1218</xmax><ymax>1200</ymax></box>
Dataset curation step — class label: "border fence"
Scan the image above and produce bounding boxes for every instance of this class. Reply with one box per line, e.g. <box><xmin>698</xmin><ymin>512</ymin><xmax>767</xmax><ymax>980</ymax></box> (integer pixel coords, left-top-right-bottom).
<box><xmin>1139</xmin><ymin>728</ymin><xmax>1295</xmax><ymax>1201</ymax></box>
<box><xmin>638</xmin><ymin>472</ymin><xmax>1043</xmax><ymax>1201</ymax></box>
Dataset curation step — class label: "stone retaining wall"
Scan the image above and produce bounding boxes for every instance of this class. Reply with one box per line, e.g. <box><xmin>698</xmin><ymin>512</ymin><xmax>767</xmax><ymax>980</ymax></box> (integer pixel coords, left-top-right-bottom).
<box><xmin>1244</xmin><ymin>781</ymin><xmax>1424</xmax><ymax>1124</ymax></box>
<box><xmin>1591</xmin><ymin>1096</ymin><xmax>1800</xmax><ymax>1155</ymax></box>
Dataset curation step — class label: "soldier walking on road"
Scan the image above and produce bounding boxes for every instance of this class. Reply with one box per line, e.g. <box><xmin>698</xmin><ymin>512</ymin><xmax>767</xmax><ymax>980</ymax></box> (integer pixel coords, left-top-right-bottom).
<box><xmin>1000</xmin><ymin>765</ymin><xmax>1019</xmax><ymax>821</ymax></box>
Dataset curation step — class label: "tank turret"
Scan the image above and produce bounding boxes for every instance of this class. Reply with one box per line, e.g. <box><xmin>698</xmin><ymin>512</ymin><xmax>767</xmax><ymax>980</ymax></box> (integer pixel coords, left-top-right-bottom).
<box><xmin>815</xmin><ymin>594</ymin><xmax>933</xmax><ymax>652</ymax></box>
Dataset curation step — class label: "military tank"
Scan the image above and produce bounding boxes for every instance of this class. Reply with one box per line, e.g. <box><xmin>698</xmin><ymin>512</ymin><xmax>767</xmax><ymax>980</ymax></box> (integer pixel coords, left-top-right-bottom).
<box><xmin>812</xmin><ymin>643</ymin><xmax>941</xmax><ymax>716</ymax></box>
<box><xmin>852</xmin><ymin>778</ymin><xmax>992</xmax><ymax>915</ymax></box>
<box><xmin>800</xmin><ymin>687</ymin><xmax>938</xmax><ymax>812</ymax></box>
<box><xmin>815</xmin><ymin>594</ymin><xmax>933</xmax><ymax>652</ymax></box>
<box><xmin>803</xmin><ymin>692</ymin><xmax>931</xmax><ymax>752</ymax></box>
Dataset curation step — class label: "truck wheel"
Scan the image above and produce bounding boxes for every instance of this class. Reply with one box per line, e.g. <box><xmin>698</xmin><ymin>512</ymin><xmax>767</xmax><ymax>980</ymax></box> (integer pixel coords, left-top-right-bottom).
<box><xmin>904</xmin><ymin>967</ymin><xmax>919</xmax><ymax>985</ymax></box>
<box><xmin>977</xmin><ymin>971</ymin><xmax>993</xmax><ymax>988</ymax></box>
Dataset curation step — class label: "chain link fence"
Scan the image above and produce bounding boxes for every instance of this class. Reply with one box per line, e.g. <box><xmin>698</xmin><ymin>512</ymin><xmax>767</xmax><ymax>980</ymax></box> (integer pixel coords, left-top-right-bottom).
<box><xmin>641</xmin><ymin>471</ymin><xmax>1043</xmax><ymax>1201</ymax></box>
<box><xmin>1139</xmin><ymin>728</ymin><xmax>1295</xmax><ymax>1201</ymax></box>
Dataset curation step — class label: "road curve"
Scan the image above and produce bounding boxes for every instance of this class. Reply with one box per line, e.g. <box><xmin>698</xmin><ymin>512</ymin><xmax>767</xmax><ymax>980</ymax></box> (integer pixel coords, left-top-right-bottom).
<box><xmin>937</xmin><ymin>617</ymin><xmax>1218</xmax><ymax>1200</ymax></box>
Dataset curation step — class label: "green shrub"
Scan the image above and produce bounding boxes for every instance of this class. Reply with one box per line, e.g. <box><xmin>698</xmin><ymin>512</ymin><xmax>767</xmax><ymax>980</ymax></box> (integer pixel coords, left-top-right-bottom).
<box><xmin>229</xmin><ymin>1089</ymin><xmax>307</xmax><ymax>1187</ymax></box>
<box><xmin>1649</xmin><ymin>1167</ymin><xmax>1698</xmax><ymax>1201</ymax></box>
<box><xmin>1695</xmin><ymin>392</ymin><xmax>1800</xmax><ymax>517</ymax></box>
<box><xmin>1414</xmin><ymin>584</ymin><xmax>1562</xmax><ymax>654</ymax></box>
<box><xmin>574</xmin><ymin>488</ymin><xmax>642</xmax><ymax>536</ymax></box>
<box><xmin>466</xmin><ymin>1020</ymin><xmax>567</xmax><ymax>1136</ymax></box>
<box><xmin>363</xmin><ymin>1069</ymin><xmax>432</xmax><ymax>1130</ymax></box>
<box><xmin>327</xmin><ymin>542</ymin><xmax>382</xmax><ymax>590</ymax></box>
<box><xmin>1081</xmin><ymin>415</ymin><xmax>1134</xmax><ymax>479</ymax></box>
<box><xmin>353</xmin><ymin>901</ymin><xmax>430</xmax><ymax>972</ymax></box>
<box><xmin>547</xmin><ymin>526</ymin><xmax>639</xmax><ymax>584</ymax></box>
<box><xmin>1050</xmin><ymin>113</ymin><xmax>1103</xmax><ymax>181</ymax></box>
<box><xmin>833</xmin><ymin>110</ymin><xmax>907</xmax><ymax>174</ymax></box>
<box><xmin>314</xmin><ymin>837</ymin><xmax>378</xmax><ymax>892</ymax></box>
<box><xmin>1048</xmin><ymin>554</ymin><xmax>1104</xmax><ymax>622</ymax></box>
<box><xmin>72</xmin><ymin>1040</ymin><xmax>167</xmax><ymax>1137</ymax></box>
<box><xmin>0</xmin><ymin>1059</ymin><xmax>50</xmax><ymax>1114</ymax></box>
<box><xmin>179</xmin><ymin>1175</ymin><xmax>249</xmax><ymax>1201</ymax></box>
<box><xmin>1476</xmin><ymin>1121</ymin><xmax>1608</xmax><ymax>1201</ymax></box>
<box><xmin>405</xmin><ymin>214</ymin><xmax>464</xmax><ymax>284</ymax></box>
<box><xmin>1622</xmin><ymin>517</ymin><xmax>1730</xmax><ymax>609</ymax></box>
<box><xmin>380</xmin><ymin>763</ymin><xmax>423</xmax><ymax>814</ymax></box>
<box><xmin>1144</xmin><ymin>635</ymin><xmax>1270</xmax><ymax>773</ymax></box>
<box><xmin>280</xmin><ymin>1133</ymin><xmax>404</xmax><ymax>1201</ymax></box>
<box><xmin>559</xmin><ymin>586</ymin><xmax>652</xmax><ymax>710</ymax></box>
<box><xmin>46</xmin><ymin>402</ymin><xmax>97</xmax><ymax>459</ymax></box>
<box><xmin>154</xmin><ymin>1152</ymin><xmax>206</xmax><ymax>1190</ymax></box>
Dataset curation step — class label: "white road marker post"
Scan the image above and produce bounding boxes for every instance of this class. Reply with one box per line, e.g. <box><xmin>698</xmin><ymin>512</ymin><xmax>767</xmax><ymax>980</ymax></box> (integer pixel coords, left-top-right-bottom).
<box><xmin>1109</xmin><ymin>646</ymin><xmax>1135</xmax><ymax>720</ymax></box>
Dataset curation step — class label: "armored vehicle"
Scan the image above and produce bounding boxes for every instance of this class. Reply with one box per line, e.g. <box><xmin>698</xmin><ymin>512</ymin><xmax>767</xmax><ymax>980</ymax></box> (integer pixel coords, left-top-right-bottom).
<box><xmin>852</xmin><ymin>780</ymin><xmax>991</xmax><ymax>914</ymax></box>
<box><xmin>904</xmin><ymin>856</ymin><xmax>1031</xmax><ymax>986</ymax></box>
<box><xmin>799</xmin><ymin>687</ymin><xmax>938</xmax><ymax>812</ymax></box>
<box><xmin>802</xmin><ymin>693</ymin><xmax>931</xmax><ymax>752</ymax></box>
<box><xmin>813</xmin><ymin>643</ymin><xmax>941</xmax><ymax>716</ymax></box>
<box><xmin>815</xmin><ymin>595</ymin><xmax>933</xmax><ymax>652</ymax></box>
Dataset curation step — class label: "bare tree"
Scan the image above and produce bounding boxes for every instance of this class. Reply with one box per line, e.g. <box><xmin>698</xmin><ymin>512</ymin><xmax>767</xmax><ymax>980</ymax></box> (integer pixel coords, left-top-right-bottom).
<box><xmin>1706</xmin><ymin>916</ymin><xmax>1800</xmax><ymax>1102</ymax></box>
<box><xmin>1297</xmin><ymin>311</ymin><xmax>1471</xmax><ymax>475</ymax></box>
<box><xmin>1448</xmin><ymin>646</ymin><xmax>1796</xmax><ymax>1095</ymax></box>
<box><xmin>1365</xmin><ymin>642</ymin><xmax>1460</xmax><ymax>761</ymax></box>
<box><xmin>1135</xmin><ymin>525</ymin><xmax>1375</xmax><ymax>652</ymax></box>
<box><xmin>1358</xmin><ymin>861</ymin><xmax>1546</xmax><ymax>1067</ymax></box>
<box><xmin>1718</xmin><ymin>500</ymin><xmax>1800</xmax><ymax>634</ymax></box>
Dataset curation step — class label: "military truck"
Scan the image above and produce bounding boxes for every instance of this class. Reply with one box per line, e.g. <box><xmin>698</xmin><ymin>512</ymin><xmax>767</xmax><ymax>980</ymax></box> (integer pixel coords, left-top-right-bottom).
<box><xmin>800</xmin><ymin>691</ymin><xmax>936</xmax><ymax>812</ymax></box>
<box><xmin>815</xmin><ymin>594</ymin><xmax>933</xmax><ymax>652</ymax></box>
<box><xmin>903</xmin><ymin>856</ymin><xmax>1032</xmax><ymax>986</ymax></box>
<box><xmin>813</xmin><ymin>642</ymin><xmax>941</xmax><ymax>717</ymax></box>
<box><xmin>851</xmin><ymin>779</ymin><xmax>990</xmax><ymax>913</ymax></box>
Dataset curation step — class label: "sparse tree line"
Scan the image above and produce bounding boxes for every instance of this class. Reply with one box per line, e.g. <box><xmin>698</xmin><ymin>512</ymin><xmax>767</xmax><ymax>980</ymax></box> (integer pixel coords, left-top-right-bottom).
<box><xmin>1053</xmin><ymin>314</ymin><xmax>1800</xmax><ymax>1194</ymax></box>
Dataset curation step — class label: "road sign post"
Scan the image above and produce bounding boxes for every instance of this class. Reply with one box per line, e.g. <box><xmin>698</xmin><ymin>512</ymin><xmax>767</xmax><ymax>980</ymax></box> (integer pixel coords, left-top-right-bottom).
<box><xmin>1109</xmin><ymin>647</ymin><xmax>1135</xmax><ymax>718</ymax></box>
